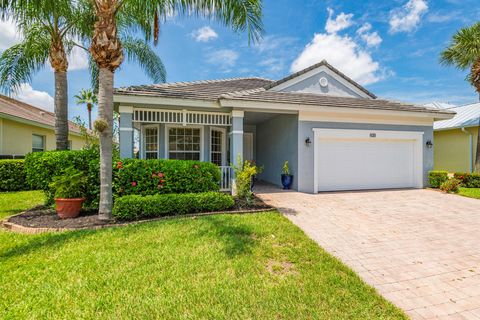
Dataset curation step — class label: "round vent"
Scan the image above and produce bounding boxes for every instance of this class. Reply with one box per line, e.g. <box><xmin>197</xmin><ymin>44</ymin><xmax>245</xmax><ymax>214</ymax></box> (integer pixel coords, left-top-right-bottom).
<box><xmin>319</xmin><ymin>77</ymin><xmax>328</xmax><ymax>87</ymax></box>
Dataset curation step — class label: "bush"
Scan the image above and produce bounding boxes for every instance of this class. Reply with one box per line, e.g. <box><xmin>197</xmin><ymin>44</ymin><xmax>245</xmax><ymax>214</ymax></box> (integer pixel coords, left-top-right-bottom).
<box><xmin>112</xmin><ymin>192</ymin><xmax>234</xmax><ymax>220</ymax></box>
<box><xmin>428</xmin><ymin>171</ymin><xmax>448</xmax><ymax>188</ymax></box>
<box><xmin>49</xmin><ymin>167</ymin><xmax>87</xmax><ymax>199</ymax></box>
<box><xmin>232</xmin><ymin>156</ymin><xmax>262</xmax><ymax>204</ymax></box>
<box><xmin>114</xmin><ymin>159</ymin><xmax>221</xmax><ymax>197</ymax></box>
<box><xmin>440</xmin><ymin>178</ymin><xmax>461</xmax><ymax>193</ymax></box>
<box><xmin>0</xmin><ymin>160</ymin><xmax>28</xmax><ymax>191</ymax></box>
<box><xmin>453</xmin><ymin>172</ymin><xmax>480</xmax><ymax>188</ymax></box>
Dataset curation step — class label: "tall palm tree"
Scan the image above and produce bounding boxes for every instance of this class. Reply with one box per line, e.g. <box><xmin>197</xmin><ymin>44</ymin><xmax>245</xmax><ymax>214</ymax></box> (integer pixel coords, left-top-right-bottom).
<box><xmin>74</xmin><ymin>88</ymin><xmax>97</xmax><ymax>130</ymax></box>
<box><xmin>441</xmin><ymin>23</ymin><xmax>480</xmax><ymax>172</ymax></box>
<box><xmin>89</xmin><ymin>0</ymin><xmax>264</xmax><ymax>220</ymax></box>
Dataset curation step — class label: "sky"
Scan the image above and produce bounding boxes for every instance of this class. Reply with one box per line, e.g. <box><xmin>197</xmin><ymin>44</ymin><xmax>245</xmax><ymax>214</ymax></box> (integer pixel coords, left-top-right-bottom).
<box><xmin>0</xmin><ymin>0</ymin><xmax>479</xmax><ymax>123</ymax></box>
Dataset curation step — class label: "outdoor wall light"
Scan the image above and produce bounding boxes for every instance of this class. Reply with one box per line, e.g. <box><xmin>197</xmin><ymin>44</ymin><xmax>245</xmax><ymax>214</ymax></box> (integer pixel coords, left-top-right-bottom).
<box><xmin>426</xmin><ymin>140</ymin><xmax>433</xmax><ymax>148</ymax></box>
<box><xmin>305</xmin><ymin>137</ymin><xmax>312</xmax><ymax>147</ymax></box>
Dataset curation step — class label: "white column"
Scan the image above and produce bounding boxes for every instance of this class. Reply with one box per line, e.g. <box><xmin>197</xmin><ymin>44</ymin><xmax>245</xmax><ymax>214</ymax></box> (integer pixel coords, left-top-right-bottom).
<box><xmin>119</xmin><ymin>105</ymin><xmax>134</xmax><ymax>159</ymax></box>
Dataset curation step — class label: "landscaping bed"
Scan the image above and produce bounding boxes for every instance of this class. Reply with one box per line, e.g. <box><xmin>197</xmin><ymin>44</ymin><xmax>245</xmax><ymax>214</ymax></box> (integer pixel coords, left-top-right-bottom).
<box><xmin>4</xmin><ymin>197</ymin><xmax>271</xmax><ymax>231</ymax></box>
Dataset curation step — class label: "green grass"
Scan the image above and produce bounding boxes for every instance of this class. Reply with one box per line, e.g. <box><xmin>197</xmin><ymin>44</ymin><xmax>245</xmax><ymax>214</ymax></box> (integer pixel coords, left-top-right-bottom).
<box><xmin>458</xmin><ymin>187</ymin><xmax>480</xmax><ymax>199</ymax></box>
<box><xmin>0</xmin><ymin>192</ymin><xmax>406</xmax><ymax>319</ymax></box>
<box><xmin>0</xmin><ymin>190</ymin><xmax>44</xmax><ymax>219</ymax></box>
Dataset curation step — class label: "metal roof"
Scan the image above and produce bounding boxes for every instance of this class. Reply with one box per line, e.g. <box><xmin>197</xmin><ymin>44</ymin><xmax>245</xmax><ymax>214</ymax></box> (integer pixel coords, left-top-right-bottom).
<box><xmin>433</xmin><ymin>102</ymin><xmax>480</xmax><ymax>130</ymax></box>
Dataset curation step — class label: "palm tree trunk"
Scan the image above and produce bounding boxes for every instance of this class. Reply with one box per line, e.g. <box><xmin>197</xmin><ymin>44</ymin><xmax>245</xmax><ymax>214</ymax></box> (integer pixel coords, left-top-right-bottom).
<box><xmin>54</xmin><ymin>71</ymin><xmax>69</xmax><ymax>150</ymax></box>
<box><xmin>97</xmin><ymin>68</ymin><xmax>114</xmax><ymax>220</ymax></box>
<box><xmin>87</xmin><ymin>104</ymin><xmax>92</xmax><ymax>130</ymax></box>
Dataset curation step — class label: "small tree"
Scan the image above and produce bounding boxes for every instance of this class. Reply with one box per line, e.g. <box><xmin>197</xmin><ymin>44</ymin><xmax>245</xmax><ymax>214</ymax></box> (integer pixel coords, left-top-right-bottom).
<box><xmin>232</xmin><ymin>155</ymin><xmax>262</xmax><ymax>205</ymax></box>
<box><xmin>74</xmin><ymin>89</ymin><xmax>97</xmax><ymax>130</ymax></box>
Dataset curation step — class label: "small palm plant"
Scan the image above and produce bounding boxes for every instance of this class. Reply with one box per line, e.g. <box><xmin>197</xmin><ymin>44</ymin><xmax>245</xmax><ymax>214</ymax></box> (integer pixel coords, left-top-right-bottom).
<box><xmin>74</xmin><ymin>89</ymin><xmax>97</xmax><ymax>130</ymax></box>
<box><xmin>441</xmin><ymin>22</ymin><xmax>480</xmax><ymax>172</ymax></box>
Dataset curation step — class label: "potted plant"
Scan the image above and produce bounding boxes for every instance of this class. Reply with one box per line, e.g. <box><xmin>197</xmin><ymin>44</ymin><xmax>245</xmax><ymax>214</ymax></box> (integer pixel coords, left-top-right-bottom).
<box><xmin>49</xmin><ymin>167</ymin><xmax>87</xmax><ymax>219</ymax></box>
<box><xmin>281</xmin><ymin>160</ymin><xmax>293</xmax><ymax>190</ymax></box>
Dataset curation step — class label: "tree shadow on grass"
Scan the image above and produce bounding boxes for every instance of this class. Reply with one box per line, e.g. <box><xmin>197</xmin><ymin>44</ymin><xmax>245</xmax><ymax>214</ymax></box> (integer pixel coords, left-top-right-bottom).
<box><xmin>197</xmin><ymin>216</ymin><xmax>258</xmax><ymax>258</ymax></box>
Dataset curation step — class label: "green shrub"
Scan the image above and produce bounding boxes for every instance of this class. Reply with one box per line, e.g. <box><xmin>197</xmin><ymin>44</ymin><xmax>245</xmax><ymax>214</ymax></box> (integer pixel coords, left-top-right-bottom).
<box><xmin>0</xmin><ymin>160</ymin><xmax>28</xmax><ymax>191</ymax></box>
<box><xmin>49</xmin><ymin>167</ymin><xmax>87</xmax><ymax>199</ymax></box>
<box><xmin>440</xmin><ymin>178</ymin><xmax>461</xmax><ymax>193</ymax></box>
<box><xmin>112</xmin><ymin>192</ymin><xmax>234</xmax><ymax>220</ymax></box>
<box><xmin>232</xmin><ymin>156</ymin><xmax>262</xmax><ymax>204</ymax></box>
<box><xmin>114</xmin><ymin>159</ymin><xmax>221</xmax><ymax>197</ymax></box>
<box><xmin>428</xmin><ymin>171</ymin><xmax>448</xmax><ymax>188</ymax></box>
<box><xmin>453</xmin><ymin>172</ymin><xmax>480</xmax><ymax>188</ymax></box>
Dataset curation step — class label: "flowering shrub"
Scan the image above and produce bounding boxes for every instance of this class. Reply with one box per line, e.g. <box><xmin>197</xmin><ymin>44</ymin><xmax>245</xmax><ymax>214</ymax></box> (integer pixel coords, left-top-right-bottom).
<box><xmin>0</xmin><ymin>160</ymin><xmax>28</xmax><ymax>191</ymax></box>
<box><xmin>453</xmin><ymin>172</ymin><xmax>480</xmax><ymax>188</ymax></box>
<box><xmin>439</xmin><ymin>178</ymin><xmax>461</xmax><ymax>193</ymax></box>
<box><xmin>428</xmin><ymin>171</ymin><xmax>448</xmax><ymax>188</ymax></box>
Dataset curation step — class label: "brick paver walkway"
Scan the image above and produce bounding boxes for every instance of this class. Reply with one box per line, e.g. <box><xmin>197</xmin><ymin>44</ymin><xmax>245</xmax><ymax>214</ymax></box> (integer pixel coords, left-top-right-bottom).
<box><xmin>256</xmin><ymin>186</ymin><xmax>480</xmax><ymax>319</ymax></box>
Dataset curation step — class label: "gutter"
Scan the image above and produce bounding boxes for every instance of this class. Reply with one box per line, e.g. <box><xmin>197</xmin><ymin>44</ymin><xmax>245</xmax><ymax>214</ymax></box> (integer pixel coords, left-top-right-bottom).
<box><xmin>461</xmin><ymin>127</ymin><xmax>473</xmax><ymax>173</ymax></box>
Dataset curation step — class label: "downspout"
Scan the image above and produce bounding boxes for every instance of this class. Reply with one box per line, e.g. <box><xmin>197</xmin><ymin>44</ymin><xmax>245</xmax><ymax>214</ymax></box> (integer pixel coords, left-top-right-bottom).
<box><xmin>461</xmin><ymin>127</ymin><xmax>473</xmax><ymax>173</ymax></box>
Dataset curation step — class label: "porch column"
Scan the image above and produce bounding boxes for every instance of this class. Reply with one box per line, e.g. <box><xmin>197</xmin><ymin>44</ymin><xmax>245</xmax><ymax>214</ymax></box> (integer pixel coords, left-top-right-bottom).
<box><xmin>119</xmin><ymin>105</ymin><xmax>134</xmax><ymax>159</ymax></box>
<box><xmin>230</xmin><ymin>110</ymin><xmax>244</xmax><ymax>166</ymax></box>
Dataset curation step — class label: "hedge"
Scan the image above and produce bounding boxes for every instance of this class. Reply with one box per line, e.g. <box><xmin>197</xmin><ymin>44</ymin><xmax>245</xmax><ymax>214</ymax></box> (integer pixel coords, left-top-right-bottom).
<box><xmin>112</xmin><ymin>192</ymin><xmax>235</xmax><ymax>220</ymax></box>
<box><xmin>114</xmin><ymin>159</ymin><xmax>221</xmax><ymax>197</ymax></box>
<box><xmin>428</xmin><ymin>171</ymin><xmax>448</xmax><ymax>188</ymax></box>
<box><xmin>0</xmin><ymin>160</ymin><xmax>28</xmax><ymax>191</ymax></box>
<box><xmin>453</xmin><ymin>172</ymin><xmax>480</xmax><ymax>188</ymax></box>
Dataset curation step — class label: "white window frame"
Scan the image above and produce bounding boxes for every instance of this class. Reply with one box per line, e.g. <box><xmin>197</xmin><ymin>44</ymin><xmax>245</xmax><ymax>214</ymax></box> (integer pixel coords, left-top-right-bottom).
<box><xmin>164</xmin><ymin>124</ymin><xmax>204</xmax><ymax>161</ymax></box>
<box><xmin>209</xmin><ymin>127</ymin><xmax>227</xmax><ymax>166</ymax></box>
<box><xmin>32</xmin><ymin>134</ymin><xmax>45</xmax><ymax>152</ymax></box>
<box><xmin>142</xmin><ymin>124</ymin><xmax>160</xmax><ymax>159</ymax></box>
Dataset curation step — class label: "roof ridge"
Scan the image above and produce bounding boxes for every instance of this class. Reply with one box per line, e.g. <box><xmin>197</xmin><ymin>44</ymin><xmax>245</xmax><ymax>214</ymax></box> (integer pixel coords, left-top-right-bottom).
<box><xmin>220</xmin><ymin>87</ymin><xmax>267</xmax><ymax>98</ymax></box>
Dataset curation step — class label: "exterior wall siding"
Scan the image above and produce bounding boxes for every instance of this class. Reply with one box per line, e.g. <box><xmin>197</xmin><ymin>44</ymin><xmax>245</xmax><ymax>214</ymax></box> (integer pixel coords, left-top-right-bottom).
<box><xmin>297</xmin><ymin>121</ymin><xmax>433</xmax><ymax>193</ymax></box>
<box><xmin>434</xmin><ymin>127</ymin><xmax>478</xmax><ymax>173</ymax></box>
<box><xmin>256</xmin><ymin>114</ymin><xmax>298</xmax><ymax>189</ymax></box>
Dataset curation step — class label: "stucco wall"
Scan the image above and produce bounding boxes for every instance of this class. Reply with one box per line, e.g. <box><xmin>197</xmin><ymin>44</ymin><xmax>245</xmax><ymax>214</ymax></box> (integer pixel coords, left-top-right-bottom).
<box><xmin>256</xmin><ymin>114</ymin><xmax>298</xmax><ymax>189</ymax></box>
<box><xmin>297</xmin><ymin>121</ymin><xmax>433</xmax><ymax>193</ymax></box>
<box><xmin>0</xmin><ymin>118</ymin><xmax>85</xmax><ymax>156</ymax></box>
<box><xmin>434</xmin><ymin>127</ymin><xmax>478</xmax><ymax>173</ymax></box>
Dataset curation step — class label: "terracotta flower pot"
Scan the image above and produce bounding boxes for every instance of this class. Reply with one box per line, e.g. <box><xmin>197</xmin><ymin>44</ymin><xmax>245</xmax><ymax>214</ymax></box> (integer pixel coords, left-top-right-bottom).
<box><xmin>55</xmin><ymin>198</ymin><xmax>84</xmax><ymax>219</ymax></box>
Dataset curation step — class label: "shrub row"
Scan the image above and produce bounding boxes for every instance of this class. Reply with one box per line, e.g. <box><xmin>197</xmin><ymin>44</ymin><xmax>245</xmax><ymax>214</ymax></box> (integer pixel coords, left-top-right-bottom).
<box><xmin>453</xmin><ymin>172</ymin><xmax>480</xmax><ymax>188</ymax></box>
<box><xmin>112</xmin><ymin>192</ymin><xmax>234</xmax><ymax>220</ymax></box>
<box><xmin>0</xmin><ymin>160</ymin><xmax>28</xmax><ymax>191</ymax></box>
<box><xmin>428</xmin><ymin>171</ymin><xmax>448</xmax><ymax>188</ymax></box>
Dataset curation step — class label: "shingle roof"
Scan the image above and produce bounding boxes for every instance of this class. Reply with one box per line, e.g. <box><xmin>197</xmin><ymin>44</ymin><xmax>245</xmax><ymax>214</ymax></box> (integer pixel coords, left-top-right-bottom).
<box><xmin>0</xmin><ymin>94</ymin><xmax>82</xmax><ymax>134</ymax></box>
<box><xmin>264</xmin><ymin>60</ymin><xmax>377</xmax><ymax>99</ymax></box>
<box><xmin>115</xmin><ymin>78</ymin><xmax>274</xmax><ymax>101</ymax></box>
<box><xmin>434</xmin><ymin>103</ymin><xmax>480</xmax><ymax>130</ymax></box>
<box><xmin>220</xmin><ymin>89</ymin><xmax>454</xmax><ymax>115</ymax></box>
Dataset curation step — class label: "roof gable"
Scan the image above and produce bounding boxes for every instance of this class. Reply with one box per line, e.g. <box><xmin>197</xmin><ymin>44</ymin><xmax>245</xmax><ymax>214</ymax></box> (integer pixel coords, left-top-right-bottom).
<box><xmin>265</xmin><ymin>60</ymin><xmax>377</xmax><ymax>99</ymax></box>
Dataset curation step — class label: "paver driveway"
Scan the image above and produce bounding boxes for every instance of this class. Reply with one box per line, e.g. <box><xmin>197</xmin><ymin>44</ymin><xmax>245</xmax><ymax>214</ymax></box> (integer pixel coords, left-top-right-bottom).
<box><xmin>256</xmin><ymin>186</ymin><xmax>480</xmax><ymax>319</ymax></box>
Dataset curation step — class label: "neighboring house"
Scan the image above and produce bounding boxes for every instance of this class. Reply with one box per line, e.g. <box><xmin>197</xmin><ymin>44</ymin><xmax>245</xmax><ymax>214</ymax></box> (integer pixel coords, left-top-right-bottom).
<box><xmin>0</xmin><ymin>94</ymin><xmax>86</xmax><ymax>158</ymax></box>
<box><xmin>432</xmin><ymin>102</ymin><xmax>479</xmax><ymax>173</ymax></box>
<box><xmin>114</xmin><ymin>60</ymin><xmax>454</xmax><ymax>193</ymax></box>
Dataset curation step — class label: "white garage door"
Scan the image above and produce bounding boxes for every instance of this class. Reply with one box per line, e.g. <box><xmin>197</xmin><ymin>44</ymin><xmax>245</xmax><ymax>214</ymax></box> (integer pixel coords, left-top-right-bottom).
<box><xmin>314</xmin><ymin>129</ymin><xmax>423</xmax><ymax>192</ymax></box>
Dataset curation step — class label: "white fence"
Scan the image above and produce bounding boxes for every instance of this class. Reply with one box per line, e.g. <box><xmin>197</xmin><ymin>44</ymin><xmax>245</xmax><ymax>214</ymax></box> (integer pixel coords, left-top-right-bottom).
<box><xmin>133</xmin><ymin>109</ymin><xmax>231</xmax><ymax>126</ymax></box>
<box><xmin>219</xmin><ymin>166</ymin><xmax>232</xmax><ymax>192</ymax></box>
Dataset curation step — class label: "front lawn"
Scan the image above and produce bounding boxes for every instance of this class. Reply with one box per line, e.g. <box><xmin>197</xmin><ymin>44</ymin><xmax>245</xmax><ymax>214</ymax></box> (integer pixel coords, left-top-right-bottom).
<box><xmin>458</xmin><ymin>187</ymin><xmax>480</xmax><ymax>200</ymax></box>
<box><xmin>0</xmin><ymin>190</ymin><xmax>44</xmax><ymax>219</ymax></box>
<box><xmin>0</xmin><ymin>205</ymin><xmax>406</xmax><ymax>319</ymax></box>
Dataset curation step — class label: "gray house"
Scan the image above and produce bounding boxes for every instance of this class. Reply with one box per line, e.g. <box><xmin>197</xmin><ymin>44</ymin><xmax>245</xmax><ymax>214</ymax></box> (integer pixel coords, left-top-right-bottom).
<box><xmin>114</xmin><ymin>60</ymin><xmax>454</xmax><ymax>193</ymax></box>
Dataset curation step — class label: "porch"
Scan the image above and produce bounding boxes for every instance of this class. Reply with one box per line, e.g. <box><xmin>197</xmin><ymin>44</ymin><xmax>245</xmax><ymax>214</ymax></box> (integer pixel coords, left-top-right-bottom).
<box><xmin>118</xmin><ymin>106</ymin><xmax>298</xmax><ymax>192</ymax></box>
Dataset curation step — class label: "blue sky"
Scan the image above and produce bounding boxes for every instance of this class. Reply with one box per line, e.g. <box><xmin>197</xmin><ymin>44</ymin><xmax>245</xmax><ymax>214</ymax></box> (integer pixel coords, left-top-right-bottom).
<box><xmin>1</xmin><ymin>0</ymin><xmax>479</xmax><ymax>123</ymax></box>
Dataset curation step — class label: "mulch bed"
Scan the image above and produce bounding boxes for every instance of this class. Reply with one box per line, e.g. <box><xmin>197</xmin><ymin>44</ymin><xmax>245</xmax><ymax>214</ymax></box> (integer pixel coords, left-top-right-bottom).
<box><xmin>3</xmin><ymin>197</ymin><xmax>272</xmax><ymax>233</ymax></box>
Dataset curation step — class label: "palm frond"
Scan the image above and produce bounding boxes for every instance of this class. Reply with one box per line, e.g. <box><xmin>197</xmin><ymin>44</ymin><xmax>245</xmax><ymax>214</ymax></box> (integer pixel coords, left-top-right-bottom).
<box><xmin>440</xmin><ymin>23</ymin><xmax>480</xmax><ymax>70</ymax></box>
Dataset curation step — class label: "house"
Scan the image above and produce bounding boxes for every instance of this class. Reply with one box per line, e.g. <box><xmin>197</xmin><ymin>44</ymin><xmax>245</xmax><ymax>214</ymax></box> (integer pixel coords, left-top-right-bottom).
<box><xmin>114</xmin><ymin>60</ymin><xmax>454</xmax><ymax>193</ymax></box>
<box><xmin>0</xmin><ymin>94</ymin><xmax>86</xmax><ymax>158</ymax></box>
<box><xmin>432</xmin><ymin>102</ymin><xmax>479</xmax><ymax>173</ymax></box>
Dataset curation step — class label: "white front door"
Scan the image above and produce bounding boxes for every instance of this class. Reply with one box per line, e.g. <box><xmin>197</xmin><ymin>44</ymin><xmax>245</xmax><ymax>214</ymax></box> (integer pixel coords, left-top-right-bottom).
<box><xmin>243</xmin><ymin>132</ymin><xmax>254</xmax><ymax>162</ymax></box>
<box><xmin>314</xmin><ymin>129</ymin><xmax>423</xmax><ymax>192</ymax></box>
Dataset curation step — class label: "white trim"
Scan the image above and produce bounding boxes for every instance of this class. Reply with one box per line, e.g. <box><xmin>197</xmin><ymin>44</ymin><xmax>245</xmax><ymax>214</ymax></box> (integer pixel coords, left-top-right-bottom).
<box><xmin>231</xmin><ymin>110</ymin><xmax>245</xmax><ymax>118</ymax></box>
<box><xmin>114</xmin><ymin>94</ymin><xmax>219</xmax><ymax>108</ymax></box>
<box><xmin>312</xmin><ymin>128</ymin><xmax>424</xmax><ymax>193</ymax></box>
<box><xmin>132</xmin><ymin>108</ymin><xmax>231</xmax><ymax>126</ymax></box>
<box><xmin>119</xmin><ymin>127</ymin><xmax>134</xmax><ymax>132</ymax></box>
<box><xmin>164</xmin><ymin>124</ymin><xmax>204</xmax><ymax>161</ymax></box>
<box><xmin>299</xmin><ymin>111</ymin><xmax>433</xmax><ymax>126</ymax></box>
<box><xmin>142</xmin><ymin>124</ymin><xmax>160</xmax><ymax>159</ymax></box>
<box><xmin>210</xmin><ymin>127</ymin><xmax>227</xmax><ymax>166</ymax></box>
<box><xmin>269</xmin><ymin>65</ymin><xmax>373</xmax><ymax>99</ymax></box>
<box><xmin>229</xmin><ymin>130</ymin><xmax>244</xmax><ymax>135</ymax></box>
<box><xmin>119</xmin><ymin>105</ymin><xmax>134</xmax><ymax>113</ymax></box>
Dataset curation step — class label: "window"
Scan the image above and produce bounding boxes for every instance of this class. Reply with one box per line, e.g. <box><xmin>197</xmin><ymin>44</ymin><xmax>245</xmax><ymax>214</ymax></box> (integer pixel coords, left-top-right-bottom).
<box><xmin>168</xmin><ymin>127</ymin><xmax>201</xmax><ymax>160</ymax></box>
<box><xmin>32</xmin><ymin>134</ymin><xmax>45</xmax><ymax>152</ymax></box>
<box><xmin>210</xmin><ymin>129</ymin><xmax>224</xmax><ymax>166</ymax></box>
<box><xmin>145</xmin><ymin>127</ymin><xmax>158</xmax><ymax>159</ymax></box>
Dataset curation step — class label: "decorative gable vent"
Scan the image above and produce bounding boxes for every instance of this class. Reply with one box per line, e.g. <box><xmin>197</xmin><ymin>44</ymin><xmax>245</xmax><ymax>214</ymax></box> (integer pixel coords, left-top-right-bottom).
<box><xmin>133</xmin><ymin>109</ymin><xmax>231</xmax><ymax>126</ymax></box>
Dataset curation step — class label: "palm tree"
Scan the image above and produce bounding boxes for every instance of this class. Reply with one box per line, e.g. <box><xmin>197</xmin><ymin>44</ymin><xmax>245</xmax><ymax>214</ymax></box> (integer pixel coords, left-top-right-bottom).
<box><xmin>0</xmin><ymin>0</ymin><xmax>85</xmax><ymax>150</ymax></box>
<box><xmin>441</xmin><ymin>23</ymin><xmax>480</xmax><ymax>172</ymax></box>
<box><xmin>74</xmin><ymin>89</ymin><xmax>97</xmax><ymax>130</ymax></box>
<box><xmin>89</xmin><ymin>0</ymin><xmax>264</xmax><ymax>220</ymax></box>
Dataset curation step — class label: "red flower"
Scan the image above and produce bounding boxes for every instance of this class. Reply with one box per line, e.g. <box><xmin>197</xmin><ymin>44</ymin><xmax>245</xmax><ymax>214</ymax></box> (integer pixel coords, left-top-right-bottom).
<box><xmin>157</xmin><ymin>184</ymin><xmax>163</xmax><ymax>189</ymax></box>
<box><xmin>151</xmin><ymin>173</ymin><xmax>157</xmax><ymax>178</ymax></box>
<box><xmin>117</xmin><ymin>161</ymin><xmax>123</xmax><ymax>169</ymax></box>
<box><xmin>194</xmin><ymin>165</ymin><xmax>199</xmax><ymax>169</ymax></box>
<box><xmin>158</xmin><ymin>172</ymin><xmax>164</xmax><ymax>178</ymax></box>
<box><xmin>131</xmin><ymin>181</ymin><xmax>137</xmax><ymax>187</ymax></box>
<box><xmin>160</xmin><ymin>179</ymin><xmax>165</xmax><ymax>183</ymax></box>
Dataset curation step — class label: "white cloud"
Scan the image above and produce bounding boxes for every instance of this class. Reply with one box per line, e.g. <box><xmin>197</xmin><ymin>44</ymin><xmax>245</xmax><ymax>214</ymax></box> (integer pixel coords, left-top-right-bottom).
<box><xmin>206</xmin><ymin>49</ymin><xmax>239</xmax><ymax>70</ymax></box>
<box><xmin>325</xmin><ymin>7</ymin><xmax>354</xmax><ymax>34</ymax></box>
<box><xmin>259</xmin><ymin>57</ymin><xmax>285</xmax><ymax>73</ymax></box>
<box><xmin>0</xmin><ymin>18</ymin><xmax>21</xmax><ymax>50</ymax></box>
<box><xmin>191</xmin><ymin>26</ymin><xmax>218</xmax><ymax>42</ymax></box>
<box><xmin>13</xmin><ymin>83</ymin><xmax>54</xmax><ymax>112</ymax></box>
<box><xmin>291</xmin><ymin>33</ymin><xmax>383</xmax><ymax>85</ymax></box>
<box><xmin>67</xmin><ymin>45</ymin><xmax>89</xmax><ymax>71</ymax></box>
<box><xmin>356</xmin><ymin>23</ymin><xmax>382</xmax><ymax>48</ymax></box>
<box><xmin>255</xmin><ymin>35</ymin><xmax>297</xmax><ymax>52</ymax></box>
<box><xmin>389</xmin><ymin>0</ymin><xmax>428</xmax><ymax>33</ymax></box>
